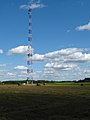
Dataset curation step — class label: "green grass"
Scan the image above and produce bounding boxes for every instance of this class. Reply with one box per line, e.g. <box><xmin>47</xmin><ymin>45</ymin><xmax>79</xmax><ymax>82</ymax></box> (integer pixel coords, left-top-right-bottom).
<box><xmin>0</xmin><ymin>84</ymin><xmax>90</xmax><ymax>120</ymax></box>
<box><xmin>47</xmin><ymin>81</ymin><xmax>90</xmax><ymax>85</ymax></box>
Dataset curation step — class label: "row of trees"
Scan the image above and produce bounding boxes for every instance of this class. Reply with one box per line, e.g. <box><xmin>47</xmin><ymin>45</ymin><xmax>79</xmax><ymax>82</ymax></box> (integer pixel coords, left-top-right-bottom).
<box><xmin>0</xmin><ymin>78</ymin><xmax>90</xmax><ymax>85</ymax></box>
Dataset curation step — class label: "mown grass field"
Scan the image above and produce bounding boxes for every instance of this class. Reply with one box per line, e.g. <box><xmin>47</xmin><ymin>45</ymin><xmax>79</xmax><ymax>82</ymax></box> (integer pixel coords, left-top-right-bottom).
<box><xmin>0</xmin><ymin>84</ymin><xmax>90</xmax><ymax>120</ymax></box>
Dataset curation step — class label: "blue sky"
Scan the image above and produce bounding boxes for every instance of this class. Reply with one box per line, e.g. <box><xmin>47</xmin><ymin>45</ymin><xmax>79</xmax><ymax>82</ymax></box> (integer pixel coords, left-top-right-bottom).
<box><xmin>1</xmin><ymin>0</ymin><xmax>90</xmax><ymax>81</ymax></box>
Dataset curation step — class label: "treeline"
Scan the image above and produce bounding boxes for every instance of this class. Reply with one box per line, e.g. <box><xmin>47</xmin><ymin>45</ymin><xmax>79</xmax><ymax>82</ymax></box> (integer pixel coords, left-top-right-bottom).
<box><xmin>0</xmin><ymin>78</ymin><xmax>90</xmax><ymax>85</ymax></box>
<box><xmin>1</xmin><ymin>80</ymin><xmax>27</xmax><ymax>85</ymax></box>
<box><xmin>1</xmin><ymin>80</ymin><xmax>50</xmax><ymax>85</ymax></box>
<box><xmin>78</xmin><ymin>78</ymin><xmax>90</xmax><ymax>82</ymax></box>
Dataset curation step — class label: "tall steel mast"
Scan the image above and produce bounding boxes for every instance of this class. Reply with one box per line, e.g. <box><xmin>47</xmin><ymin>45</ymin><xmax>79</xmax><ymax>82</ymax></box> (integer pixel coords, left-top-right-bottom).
<box><xmin>27</xmin><ymin>6</ymin><xmax>33</xmax><ymax>84</ymax></box>
<box><xmin>20</xmin><ymin>0</ymin><xmax>45</xmax><ymax>84</ymax></box>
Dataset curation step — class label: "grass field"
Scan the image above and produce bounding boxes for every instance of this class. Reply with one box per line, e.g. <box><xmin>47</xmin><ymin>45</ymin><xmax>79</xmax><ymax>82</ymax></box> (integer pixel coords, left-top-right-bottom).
<box><xmin>0</xmin><ymin>84</ymin><xmax>90</xmax><ymax>120</ymax></box>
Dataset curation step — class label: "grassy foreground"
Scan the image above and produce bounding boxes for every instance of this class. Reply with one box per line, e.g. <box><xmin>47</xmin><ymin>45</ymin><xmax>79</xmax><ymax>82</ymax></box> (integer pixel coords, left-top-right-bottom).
<box><xmin>0</xmin><ymin>84</ymin><xmax>90</xmax><ymax>120</ymax></box>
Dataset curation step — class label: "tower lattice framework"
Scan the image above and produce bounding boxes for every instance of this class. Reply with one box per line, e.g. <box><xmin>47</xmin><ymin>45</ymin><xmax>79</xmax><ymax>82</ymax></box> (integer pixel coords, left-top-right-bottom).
<box><xmin>27</xmin><ymin>7</ymin><xmax>33</xmax><ymax>84</ymax></box>
<box><xmin>20</xmin><ymin>0</ymin><xmax>45</xmax><ymax>83</ymax></box>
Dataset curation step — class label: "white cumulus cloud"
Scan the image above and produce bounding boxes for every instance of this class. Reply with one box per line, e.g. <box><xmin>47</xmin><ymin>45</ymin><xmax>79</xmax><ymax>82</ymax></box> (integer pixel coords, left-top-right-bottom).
<box><xmin>45</xmin><ymin>62</ymin><xmax>78</xmax><ymax>70</ymax></box>
<box><xmin>6</xmin><ymin>47</ymin><xmax>90</xmax><ymax>81</ymax></box>
<box><xmin>20</xmin><ymin>1</ymin><xmax>45</xmax><ymax>10</ymax></box>
<box><xmin>76</xmin><ymin>22</ymin><xmax>90</xmax><ymax>31</ymax></box>
<box><xmin>0</xmin><ymin>64</ymin><xmax>6</xmax><ymax>67</ymax></box>
<box><xmin>8</xmin><ymin>46</ymin><xmax>90</xmax><ymax>64</ymax></box>
<box><xmin>45</xmin><ymin>48</ymin><xmax>84</xmax><ymax>59</ymax></box>
<box><xmin>0</xmin><ymin>49</ymin><xmax>3</xmax><ymax>54</ymax></box>
<box><xmin>65</xmin><ymin>52</ymin><xmax>90</xmax><ymax>63</ymax></box>
<box><xmin>8</xmin><ymin>46</ymin><xmax>33</xmax><ymax>55</ymax></box>
<box><xmin>30</xmin><ymin>54</ymin><xmax>45</xmax><ymax>61</ymax></box>
<box><xmin>14</xmin><ymin>65</ymin><xmax>27</xmax><ymax>70</ymax></box>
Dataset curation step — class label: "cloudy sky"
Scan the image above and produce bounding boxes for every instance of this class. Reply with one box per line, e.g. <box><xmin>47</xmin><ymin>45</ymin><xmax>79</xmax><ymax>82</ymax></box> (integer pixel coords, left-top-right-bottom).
<box><xmin>1</xmin><ymin>0</ymin><xmax>90</xmax><ymax>81</ymax></box>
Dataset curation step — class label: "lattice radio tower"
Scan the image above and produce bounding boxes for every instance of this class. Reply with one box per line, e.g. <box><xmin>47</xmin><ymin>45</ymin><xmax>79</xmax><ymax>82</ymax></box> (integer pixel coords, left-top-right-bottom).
<box><xmin>20</xmin><ymin>0</ymin><xmax>45</xmax><ymax>84</ymax></box>
<box><xmin>27</xmin><ymin>6</ymin><xmax>33</xmax><ymax>84</ymax></box>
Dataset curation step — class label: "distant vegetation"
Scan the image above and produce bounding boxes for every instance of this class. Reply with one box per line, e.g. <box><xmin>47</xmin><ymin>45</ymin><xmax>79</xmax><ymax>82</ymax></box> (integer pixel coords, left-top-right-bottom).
<box><xmin>78</xmin><ymin>77</ymin><xmax>90</xmax><ymax>82</ymax></box>
<box><xmin>0</xmin><ymin>77</ymin><xmax>90</xmax><ymax>85</ymax></box>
